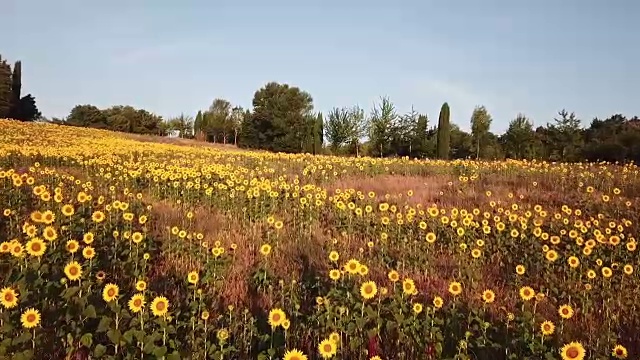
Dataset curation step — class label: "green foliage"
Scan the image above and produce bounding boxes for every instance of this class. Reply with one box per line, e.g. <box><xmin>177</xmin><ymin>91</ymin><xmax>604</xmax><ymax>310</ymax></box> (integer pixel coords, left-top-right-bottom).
<box><xmin>66</xmin><ymin>104</ymin><xmax>163</xmax><ymax>134</ymax></box>
<box><xmin>470</xmin><ymin>105</ymin><xmax>493</xmax><ymax>159</ymax></box>
<box><xmin>436</xmin><ymin>102</ymin><xmax>451</xmax><ymax>159</ymax></box>
<box><xmin>501</xmin><ymin>114</ymin><xmax>538</xmax><ymax>159</ymax></box>
<box><xmin>239</xmin><ymin>82</ymin><xmax>315</xmax><ymax>153</ymax></box>
<box><xmin>0</xmin><ymin>55</ymin><xmax>12</xmax><ymax>118</ymax></box>
<box><xmin>369</xmin><ymin>97</ymin><xmax>397</xmax><ymax>157</ymax></box>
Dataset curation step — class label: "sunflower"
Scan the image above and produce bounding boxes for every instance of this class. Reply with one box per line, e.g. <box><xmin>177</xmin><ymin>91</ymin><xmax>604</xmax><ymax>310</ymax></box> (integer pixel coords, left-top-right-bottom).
<box><xmin>402</xmin><ymin>278</ymin><xmax>416</xmax><ymax>295</ymax></box>
<box><xmin>519</xmin><ymin>286</ymin><xmax>535</xmax><ymax>301</ymax></box>
<box><xmin>268</xmin><ymin>308</ymin><xmax>286</xmax><ymax>328</ymax></box>
<box><xmin>515</xmin><ymin>265</ymin><xmax>526</xmax><ymax>275</ymax></box>
<box><xmin>259</xmin><ymin>244</ymin><xmax>272</xmax><ymax>256</ymax></box>
<box><xmin>25</xmin><ymin>238</ymin><xmax>46</xmax><ymax>257</ymax></box>
<box><xmin>151</xmin><ymin>296</ymin><xmax>169</xmax><ymax>317</ymax></box>
<box><xmin>128</xmin><ymin>293</ymin><xmax>145</xmax><ymax>313</ymax></box>
<box><xmin>360</xmin><ymin>281</ymin><xmax>378</xmax><ymax>300</ymax></box>
<box><xmin>481</xmin><ymin>289</ymin><xmax>495</xmax><ymax>304</ymax></box>
<box><xmin>344</xmin><ymin>259</ymin><xmax>360</xmax><ymax>274</ymax></box>
<box><xmin>329</xmin><ymin>269</ymin><xmax>341</xmax><ymax>281</ymax></box>
<box><xmin>388</xmin><ymin>270</ymin><xmax>400</xmax><ymax>282</ymax></box>
<box><xmin>433</xmin><ymin>296</ymin><xmax>444</xmax><ymax>309</ymax></box>
<box><xmin>540</xmin><ymin>320</ymin><xmax>555</xmax><ymax>336</ymax></box>
<box><xmin>217</xmin><ymin>328</ymin><xmax>229</xmax><ymax>341</ymax></box>
<box><xmin>328</xmin><ymin>251</ymin><xmax>339</xmax><ymax>262</ymax></box>
<box><xmin>61</xmin><ymin>204</ymin><xmax>75</xmax><ymax>216</ymax></box>
<box><xmin>187</xmin><ymin>271</ymin><xmax>199</xmax><ymax>285</ymax></box>
<box><xmin>0</xmin><ymin>241</ymin><xmax>10</xmax><ymax>253</ymax></box>
<box><xmin>283</xmin><ymin>349</ymin><xmax>308</xmax><ymax>360</ymax></box>
<box><xmin>20</xmin><ymin>308</ymin><xmax>41</xmax><ymax>328</ymax></box>
<box><xmin>42</xmin><ymin>226</ymin><xmax>57</xmax><ymax>241</ymax></box>
<box><xmin>448</xmin><ymin>281</ymin><xmax>462</xmax><ymax>296</ymax></box>
<box><xmin>545</xmin><ymin>250</ymin><xmax>558</xmax><ymax>262</ymax></box>
<box><xmin>136</xmin><ymin>280</ymin><xmax>147</xmax><ymax>291</ymax></box>
<box><xmin>623</xmin><ymin>264</ymin><xmax>633</xmax><ymax>275</ymax></box>
<box><xmin>91</xmin><ymin>211</ymin><xmax>105</xmax><ymax>223</ymax></box>
<box><xmin>201</xmin><ymin>310</ymin><xmax>210</xmax><ymax>321</ymax></box>
<box><xmin>412</xmin><ymin>303</ymin><xmax>423</xmax><ymax>314</ymax></box>
<box><xmin>96</xmin><ymin>271</ymin><xmax>106</xmax><ymax>281</ymax></box>
<box><xmin>64</xmin><ymin>261</ymin><xmax>82</xmax><ymax>281</ymax></box>
<box><xmin>0</xmin><ymin>287</ymin><xmax>19</xmax><ymax>309</ymax></box>
<box><xmin>318</xmin><ymin>338</ymin><xmax>337</xmax><ymax>359</ymax></box>
<box><xmin>66</xmin><ymin>240</ymin><xmax>79</xmax><ymax>254</ymax></box>
<box><xmin>329</xmin><ymin>332</ymin><xmax>340</xmax><ymax>344</ymax></box>
<box><xmin>102</xmin><ymin>283</ymin><xmax>120</xmax><ymax>302</ymax></box>
<box><xmin>83</xmin><ymin>233</ymin><xmax>94</xmax><ymax>245</ymax></box>
<box><xmin>601</xmin><ymin>267</ymin><xmax>613</xmax><ymax>278</ymax></box>
<box><xmin>82</xmin><ymin>246</ymin><xmax>96</xmax><ymax>260</ymax></box>
<box><xmin>131</xmin><ymin>232</ymin><xmax>144</xmax><ymax>244</ymax></box>
<box><xmin>282</xmin><ymin>319</ymin><xmax>291</xmax><ymax>330</ymax></box>
<box><xmin>558</xmin><ymin>304</ymin><xmax>574</xmax><ymax>319</ymax></box>
<box><xmin>560</xmin><ymin>341</ymin><xmax>585</xmax><ymax>360</ymax></box>
<box><xmin>567</xmin><ymin>256</ymin><xmax>580</xmax><ymax>268</ymax></box>
<box><xmin>612</xmin><ymin>344</ymin><xmax>628</xmax><ymax>359</ymax></box>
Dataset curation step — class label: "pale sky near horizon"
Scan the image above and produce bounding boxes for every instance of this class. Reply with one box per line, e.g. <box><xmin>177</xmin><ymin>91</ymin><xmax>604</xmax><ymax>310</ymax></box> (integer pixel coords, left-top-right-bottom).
<box><xmin>2</xmin><ymin>0</ymin><xmax>638</xmax><ymax>133</ymax></box>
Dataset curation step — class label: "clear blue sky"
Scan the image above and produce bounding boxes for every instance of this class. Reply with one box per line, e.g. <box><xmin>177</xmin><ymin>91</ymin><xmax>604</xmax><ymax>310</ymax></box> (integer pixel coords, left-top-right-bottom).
<box><xmin>2</xmin><ymin>0</ymin><xmax>638</xmax><ymax>132</ymax></box>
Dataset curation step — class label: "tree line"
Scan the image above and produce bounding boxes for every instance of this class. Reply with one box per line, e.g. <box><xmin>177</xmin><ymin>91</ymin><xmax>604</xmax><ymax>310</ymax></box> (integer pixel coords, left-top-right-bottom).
<box><xmin>2</xmin><ymin>52</ymin><xmax>639</xmax><ymax>163</ymax></box>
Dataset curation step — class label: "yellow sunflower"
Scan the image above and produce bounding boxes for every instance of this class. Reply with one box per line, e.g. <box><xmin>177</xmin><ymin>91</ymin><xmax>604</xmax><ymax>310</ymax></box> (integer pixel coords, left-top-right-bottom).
<box><xmin>0</xmin><ymin>287</ymin><xmax>19</xmax><ymax>309</ymax></box>
<box><xmin>136</xmin><ymin>280</ymin><xmax>147</xmax><ymax>291</ymax></box>
<box><xmin>481</xmin><ymin>289</ymin><xmax>495</xmax><ymax>304</ymax></box>
<box><xmin>519</xmin><ymin>286</ymin><xmax>535</xmax><ymax>301</ymax></box>
<box><xmin>318</xmin><ymin>338</ymin><xmax>337</xmax><ymax>359</ymax></box>
<box><xmin>448</xmin><ymin>281</ymin><xmax>462</xmax><ymax>296</ymax></box>
<box><xmin>42</xmin><ymin>226</ymin><xmax>57</xmax><ymax>242</ymax></box>
<box><xmin>82</xmin><ymin>246</ymin><xmax>96</xmax><ymax>260</ymax></box>
<box><xmin>329</xmin><ymin>269</ymin><xmax>341</xmax><ymax>281</ymax></box>
<box><xmin>66</xmin><ymin>240</ymin><xmax>79</xmax><ymax>254</ymax></box>
<box><xmin>25</xmin><ymin>238</ymin><xmax>46</xmax><ymax>257</ymax></box>
<box><xmin>558</xmin><ymin>304</ymin><xmax>574</xmax><ymax>319</ymax></box>
<box><xmin>560</xmin><ymin>341</ymin><xmax>585</xmax><ymax>360</ymax></box>
<box><xmin>64</xmin><ymin>261</ymin><xmax>82</xmax><ymax>281</ymax></box>
<box><xmin>150</xmin><ymin>296</ymin><xmax>169</xmax><ymax>317</ymax></box>
<box><xmin>128</xmin><ymin>293</ymin><xmax>145</xmax><ymax>313</ymax></box>
<box><xmin>402</xmin><ymin>278</ymin><xmax>416</xmax><ymax>295</ymax></box>
<box><xmin>612</xmin><ymin>344</ymin><xmax>627</xmax><ymax>359</ymax></box>
<box><xmin>20</xmin><ymin>308</ymin><xmax>41</xmax><ymax>329</ymax></box>
<box><xmin>283</xmin><ymin>349</ymin><xmax>308</xmax><ymax>360</ymax></box>
<box><xmin>360</xmin><ymin>281</ymin><xmax>378</xmax><ymax>300</ymax></box>
<box><xmin>268</xmin><ymin>308</ymin><xmax>286</xmax><ymax>328</ymax></box>
<box><xmin>102</xmin><ymin>283</ymin><xmax>120</xmax><ymax>302</ymax></box>
<box><xmin>187</xmin><ymin>271</ymin><xmax>199</xmax><ymax>285</ymax></box>
<box><xmin>540</xmin><ymin>320</ymin><xmax>555</xmax><ymax>336</ymax></box>
<box><xmin>260</xmin><ymin>244</ymin><xmax>272</xmax><ymax>256</ymax></box>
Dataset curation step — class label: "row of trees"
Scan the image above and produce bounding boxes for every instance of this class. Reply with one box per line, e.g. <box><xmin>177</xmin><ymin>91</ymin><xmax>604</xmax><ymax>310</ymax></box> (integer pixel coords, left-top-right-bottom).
<box><xmin>0</xmin><ymin>54</ymin><xmax>41</xmax><ymax>121</ymax></box>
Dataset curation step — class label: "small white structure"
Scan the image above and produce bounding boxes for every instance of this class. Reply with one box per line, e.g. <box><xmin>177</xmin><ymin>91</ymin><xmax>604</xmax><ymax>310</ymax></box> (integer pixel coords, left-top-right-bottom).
<box><xmin>167</xmin><ymin>130</ymin><xmax>181</xmax><ymax>138</ymax></box>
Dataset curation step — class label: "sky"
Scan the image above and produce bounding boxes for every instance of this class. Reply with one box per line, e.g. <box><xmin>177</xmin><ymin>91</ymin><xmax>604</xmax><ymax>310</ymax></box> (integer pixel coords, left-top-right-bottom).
<box><xmin>2</xmin><ymin>0</ymin><xmax>639</xmax><ymax>133</ymax></box>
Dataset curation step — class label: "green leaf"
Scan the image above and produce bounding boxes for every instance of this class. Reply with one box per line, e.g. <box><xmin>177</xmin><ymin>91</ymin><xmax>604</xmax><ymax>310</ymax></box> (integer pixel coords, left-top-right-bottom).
<box><xmin>107</xmin><ymin>328</ymin><xmax>122</xmax><ymax>345</ymax></box>
<box><xmin>143</xmin><ymin>341</ymin><xmax>156</xmax><ymax>354</ymax></box>
<box><xmin>83</xmin><ymin>305</ymin><xmax>97</xmax><ymax>319</ymax></box>
<box><xmin>62</xmin><ymin>286</ymin><xmax>81</xmax><ymax>300</ymax></box>
<box><xmin>167</xmin><ymin>351</ymin><xmax>181</xmax><ymax>360</ymax></box>
<box><xmin>80</xmin><ymin>333</ymin><xmax>93</xmax><ymax>348</ymax></box>
<box><xmin>94</xmin><ymin>344</ymin><xmax>107</xmax><ymax>357</ymax></box>
<box><xmin>123</xmin><ymin>329</ymin><xmax>135</xmax><ymax>344</ymax></box>
<box><xmin>13</xmin><ymin>350</ymin><xmax>34</xmax><ymax>360</ymax></box>
<box><xmin>12</xmin><ymin>331</ymin><xmax>32</xmax><ymax>345</ymax></box>
<box><xmin>97</xmin><ymin>317</ymin><xmax>112</xmax><ymax>333</ymax></box>
<box><xmin>153</xmin><ymin>346</ymin><xmax>167</xmax><ymax>357</ymax></box>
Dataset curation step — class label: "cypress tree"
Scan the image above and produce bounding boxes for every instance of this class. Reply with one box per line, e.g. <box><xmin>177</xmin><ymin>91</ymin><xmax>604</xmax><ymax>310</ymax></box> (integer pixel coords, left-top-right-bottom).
<box><xmin>0</xmin><ymin>55</ymin><xmax>11</xmax><ymax>118</ymax></box>
<box><xmin>10</xmin><ymin>61</ymin><xmax>21</xmax><ymax>115</ymax></box>
<box><xmin>436</xmin><ymin>102</ymin><xmax>451</xmax><ymax>159</ymax></box>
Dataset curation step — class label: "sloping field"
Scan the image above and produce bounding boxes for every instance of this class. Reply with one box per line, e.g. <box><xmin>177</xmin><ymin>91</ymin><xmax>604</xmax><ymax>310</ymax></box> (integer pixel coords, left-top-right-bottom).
<box><xmin>0</xmin><ymin>119</ymin><xmax>639</xmax><ymax>360</ymax></box>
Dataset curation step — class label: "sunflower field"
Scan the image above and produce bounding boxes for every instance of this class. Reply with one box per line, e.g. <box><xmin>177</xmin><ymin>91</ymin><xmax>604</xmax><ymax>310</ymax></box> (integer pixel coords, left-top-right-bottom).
<box><xmin>0</xmin><ymin>118</ymin><xmax>639</xmax><ymax>360</ymax></box>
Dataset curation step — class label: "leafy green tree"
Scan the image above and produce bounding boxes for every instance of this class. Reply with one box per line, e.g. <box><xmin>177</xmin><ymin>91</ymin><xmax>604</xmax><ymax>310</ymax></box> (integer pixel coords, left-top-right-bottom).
<box><xmin>9</xmin><ymin>61</ymin><xmax>21</xmax><ymax>117</ymax></box>
<box><xmin>501</xmin><ymin>114</ymin><xmax>538</xmax><ymax>159</ymax></box>
<box><xmin>194</xmin><ymin>110</ymin><xmax>204</xmax><ymax>139</ymax></box>
<box><xmin>391</xmin><ymin>106</ymin><xmax>419</xmax><ymax>157</ymax></box>
<box><xmin>230</xmin><ymin>106</ymin><xmax>245</xmax><ymax>145</ymax></box>
<box><xmin>436</xmin><ymin>102</ymin><xmax>451</xmax><ymax>159</ymax></box>
<box><xmin>204</xmin><ymin>98</ymin><xmax>232</xmax><ymax>143</ymax></box>
<box><xmin>326</xmin><ymin>107</ymin><xmax>352</xmax><ymax>153</ymax></box>
<box><xmin>0</xmin><ymin>55</ymin><xmax>12</xmax><ymax>118</ymax></box>
<box><xmin>449</xmin><ymin>124</ymin><xmax>473</xmax><ymax>159</ymax></box>
<box><xmin>547</xmin><ymin>109</ymin><xmax>583</xmax><ymax>161</ymax></box>
<box><xmin>66</xmin><ymin>105</ymin><xmax>109</xmax><ymax>128</ymax></box>
<box><xmin>413</xmin><ymin>114</ymin><xmax>429</xmax><ymax>158</ymax></box>
<box><xmin>470</xmin><ymin>105</ymin><xmax>493</xmax><ymax>159</ymax></box>
<box><xmin>241</xmin><ymin>82</ymin><xmax>314</xmax><ymax>153</ymax></box>
<box><xmin>167</xmin><ymin>113</ymin><xmax>194</xmax><ymax>138</ymax></box>
<box><xmin>369</xmin><ymin>97</ymin><xmax>396</xmax><ymax>157</ymax></box>
<box><xmin>312</xmin><ymin>112</ymin><xmax>324</xmax><ymax>154</ymax></box>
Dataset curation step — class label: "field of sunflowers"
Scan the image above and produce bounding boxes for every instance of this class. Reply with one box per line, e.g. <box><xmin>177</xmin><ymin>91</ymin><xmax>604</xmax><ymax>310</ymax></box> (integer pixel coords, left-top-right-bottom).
<box><xmin>0</xmin><ymin>118</ymin><xmax>639</xmax><ymax>360</ymax></box>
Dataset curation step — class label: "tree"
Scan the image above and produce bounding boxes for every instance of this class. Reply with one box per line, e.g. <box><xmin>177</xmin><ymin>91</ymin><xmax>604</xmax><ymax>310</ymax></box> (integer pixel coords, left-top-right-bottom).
<box><xmin>326</xmin><ymin>107</ymin><xmax>352</xmax><ymax>153</ymax></box>
<box><xmin>501</xmin><ymin>114</ymin><xmax>537</xmax><ymax>159</ymax></box>
<box><xmin>449</xmin><ymin>124</ymin><xmax>473</xmax><ymax>159</ymax></box>
<box><xmin>0</xmin><ymin>55</ymin><xmax>11</xmax><ymax>118</ymax></box>
<box><xmin>167</xmin><ymin>113</ymin><xmax>194</xmax><ymax>138</ymax></box>
<box><xmin>436</xmin><ymin>102</ymin><xmax>451</xmax><ymax>159</ymax></box>
<box><xmin>230</xmin><ymin>106</ymin><xmax>245</xmax><ymax>145</ymax></box>
<box><xmin>241</xmin><ymin>82</ymin><xmax>314</xmax><ymax>153</ymax></box>
<box><xmin>313</xmin><ymin>112</ymin><xmax>324</xmax><ymax>154</ymax></box>
<box><xmin>369</xmin><ymin>97</ymin><xmax>396</xmax><ymax>157</ymax></box>
<box><xmin>414</xmin><ymin>114</ymin><xmax>429</xmax><ymax>158</ymax></box>
<box><xmin>205</xmin><ymin>98</ymin><xmax>232</xmax><ymax>143</ymax></box>
<box><xmin>66</xmin><ymin>105</ymin><xmax>109</xmax><ymax>128</ymax></box>
<box><xmin>9</xmin><ymin>61</ymin><xmax>21</xmax><ymax>118</ymax></box>
<box><xmin>470</xmin><ymin>105</ymin><xmax>493</xmax><ymax>159</ymax></box>
<box><xmin>547</xmin><ymin>109</ymin><xmax>583</xmax><ymax>161</ymax></box>
<box><xmin>194</xmin><ymin>110</ymin><xmax>204</xmax><ymax>140</ymax></box>
<box><xmin>11</xmin><ymin>94</ymin><xmax>41</xmax><ymax>122</ymax></box>
<box><xmin>391</xmin><ymin>106</ymin><xmax>419</xmax><ymax>157</ymax></box>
